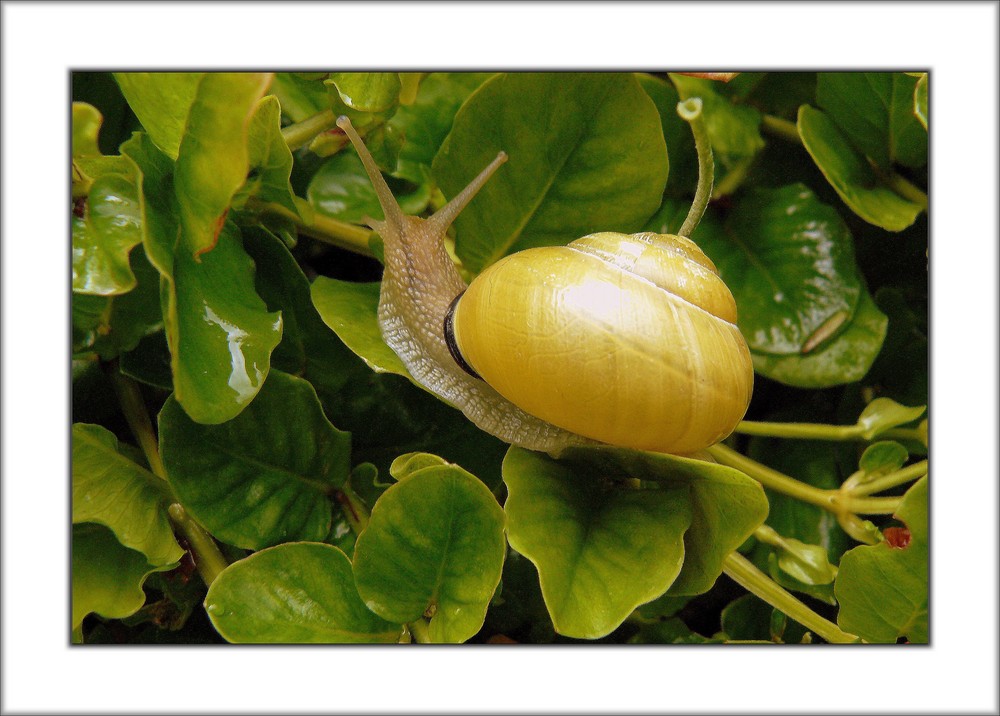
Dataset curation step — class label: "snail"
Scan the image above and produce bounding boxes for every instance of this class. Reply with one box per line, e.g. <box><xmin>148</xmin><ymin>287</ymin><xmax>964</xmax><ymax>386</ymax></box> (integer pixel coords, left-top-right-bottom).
<box><xmin>335</xmin><ymin>103</ymin><xmax>752</xmax><ymax>456</ymax></box>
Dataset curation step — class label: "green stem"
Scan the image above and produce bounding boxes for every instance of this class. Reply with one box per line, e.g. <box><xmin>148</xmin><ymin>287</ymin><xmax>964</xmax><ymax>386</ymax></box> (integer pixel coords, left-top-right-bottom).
<box><xmin>677</xmin><ymin>98</ymin><xmax>714</xmax><ymax>237</ymax></box>
<box><xmin>281</xmin><ymin>108</ymin><xmax>339</xmax><ymax>152</ymax></box>
<box><xmin>109</xmin><ymin>366</ymin><xmax>166</xmax><ymax>479</ymax></box>
<box><xmin>760</xmin><ymin>113</ymin><xmax>802</xmax><ymax>144</ymax></box>
<box><xmin>850</xmin><ymin>460</ymin><xmax>928</xmax><ymax>497</ymax></box>
<box><xmin>882</xmin><ymin>169</ymin><xmax>929</xmax><ymax>209</ymax></box>
<box><xmin>707</xmin><ymin>444</ymin><xmax>835</xmax><ymax>511</ymax></box>
<box><xmin>167</xmin><ymin>504</ymin><xmax>228</xmax><ymax>586</ymax></box>
<box><xmin>253</xmin><ymin>199</ymin><xmax>376</xmax><ymax>258</ymax></box>
<box><xmin>722</xmin><ymin>552</ymin><xmax>860</xmax><ymax>643</ymax></box>
<box><xmin>408</xmin><ymin>618</ymin><xmax>432</xmax><ymax>644</ymax></box>
<box><xmin>840</xmin><ymin>495</ymin><xmax>901</xmax><ymax>515</ymax></box>
<box><xmin>108</xmin><ymin>366</ymin><xmax>229</xmax><ymax>586</ymax></box>
<box><xmin>735</xmin><ymin>419</ymin><xmax>860</xmax><ymax>441</ymax></box>
<box><xmin>880</xmin><ymin>426</ymin><xmax>927</xmax><ymax>445</ymax></box>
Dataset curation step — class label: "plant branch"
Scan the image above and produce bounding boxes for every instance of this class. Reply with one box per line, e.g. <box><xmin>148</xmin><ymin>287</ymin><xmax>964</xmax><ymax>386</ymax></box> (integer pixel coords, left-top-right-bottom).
<box><xmin>722</xmin><ymin>552</ymin><xmax>860</xmax><ymax>643</ymax></box>
<box><xmin>707</xmin><ymin>444</ymin><xmax>835</xmax><ymax>511</ymax></box>
<box><xmin>760</xmin><ymin>113</ymin><xmax>801</xmax><ymax>144</ymax></box>
<box><xmin>281</xmin><ymin>109</ymin><xmax>339</xmax><ymax>152</ymax></box>
<box><xmin>849</xmin><ymin>460</ymin><xmax>928</xmax><ymax>497</ymax></box>
<box><xmin>108</xmin><ymin>366</ymin><xmax>229</xmax><ymax>586</ymax></box>
<box><xmin>677</xmin><ymin>97</ymin><xmax>714</xmax><ymax>238</ymax></box>
<box><xmin>734</xmin><ymin>419</ymin><xmax>860</xmax><ymax>441</ymax></box>
<box><xmin>252</xmin><ymin>199</ymin><xmax>376</xmax><ymax>258</ymax></box>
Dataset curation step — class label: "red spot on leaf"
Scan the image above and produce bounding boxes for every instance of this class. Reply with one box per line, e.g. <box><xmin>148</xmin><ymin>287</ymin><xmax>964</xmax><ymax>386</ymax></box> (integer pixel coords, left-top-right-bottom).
<box><xmin>884</xmin><ymin>526</ymin><xmax>911</xmax><ymax>549</ymax></box>
<box><xmin>194</xmin><ymin>209</ymin><xmax>229</xmax><ymax>260</ymax></box>
<box><xmin>73</xmin><ymin>196</ymin><xmax>87</xmax><ymax>218</ymax></box>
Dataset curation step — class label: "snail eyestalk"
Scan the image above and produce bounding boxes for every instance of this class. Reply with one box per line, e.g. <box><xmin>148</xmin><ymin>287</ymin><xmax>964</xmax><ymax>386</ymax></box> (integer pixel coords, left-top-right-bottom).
<box><xmin>676</xmin><ymin>97</ymin><xmax>715</xmax><ymax>238</ymax></box>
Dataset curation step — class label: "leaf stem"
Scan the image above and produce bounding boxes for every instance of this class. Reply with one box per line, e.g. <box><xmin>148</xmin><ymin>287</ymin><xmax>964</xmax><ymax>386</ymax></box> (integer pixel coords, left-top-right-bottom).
<box><xmin>253</xmin><ymin>199</ymin><xmax>376</xmax><ymax>258</ymax></box>
<box><xmin>849</xmin><ymin>460</ymin><xmax>928</xmax><ymax>497</ymax></box>
<box><xmin>881</xmin><ymin>169</ymin><xmax>929</xmax><ymax>209</ymax></box>
<box><xmin>734</xmin><ymin>419</ymin><xmax>860</xmax><ymax>441</ymax></box>
<box><xmin>706</xmin><ymin>444</ymin><xmax>835</xmax><ymax>511</ymax></box>
<box><xmin>760</xmin><ymin>113</ymin><xmax>802</xmax><ymax>145</ymax></box>
<box><xmin>677</xmin><ymin>98</ymin><xmax>714</xmax><ymax>238</ymax></box>
<box><xmin>108</xmin><ymin>366</ymin><xmax>229</xmax><ymax>586</ymax></box>
<box><xmin>167</xmin><ymin>504</ymin><xmax>228</xmax><ymax>586</ymax></box>
<box><xmin>722</xmin><ymin>552</ymin><xmax>860</xmax><ymax>643</ymax></box>
<box><xmin>408</xmin><ymin>618</ymin><xmax>432</xmax><ymax>644</ymax></box>
<box><xmin>281</xmin><ymin>108</ymin><xmax>339</xmax><ymax>152</ymax></box>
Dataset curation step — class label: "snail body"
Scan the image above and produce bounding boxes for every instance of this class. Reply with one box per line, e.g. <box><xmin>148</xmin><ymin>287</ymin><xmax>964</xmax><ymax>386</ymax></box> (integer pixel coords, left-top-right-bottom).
<box><xmin>337</xmin><ymin>116</ymin><xmax>752</xmax><ymax>455</ymax></box>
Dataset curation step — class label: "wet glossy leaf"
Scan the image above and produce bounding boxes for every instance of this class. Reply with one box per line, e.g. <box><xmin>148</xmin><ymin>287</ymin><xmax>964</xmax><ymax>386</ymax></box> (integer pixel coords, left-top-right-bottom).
<box><xmin>73</xmin><ymin>523</ymin><xmax>173</xmax><ymax>629</ymax></box>
<box><xmin>174</xmin><ymin>72</ymin><xmax>272</xmax><ymax>256</ymax></box>
<box><xmin>857</xmin><ymin>398</ymin><xmax>926</xmax><ymax>440</ymax></box>
<box><xmin>310</xmin><ymin>277</ymin><xmax>409</xmax><ymax>378</ymax></box>
<box><xmin>72</xmin><ymin>423</ymin><xmax>184</xmax><ymax>567</ymax></box>
<box><xmin>798</xmin><ymin>105</ymin><xmax>923</xmax><ymax>232</ymax></box>
<box><xmin>503</xmin><ymin>447</ymin><xmax>692</xmax><ymax>639</ymax></box>
<box><xmin>169</xmin><ymin>222</ymin><xmax>284</xmax><ymax>423</ymax></box>
<box><xmin>205</xmin><ymin>543</ymin><xmax>402</xmax><ymax>643</ymax></box>
<box><xmin>114</xmin><ymin>72</ymin><xmax>204</xmax><ymax>159</ymax></box>
<box><xmin>72</xmin><ymin>173</ymin><xmax>143</xmax><ymax>295</ymax></box>
<box><xmin>160</xmin><ymin>370</ymin><xmax>350</xmax><ymax>550</ymax></box>
<box><xmin>124</xmin><ymin>133</ymin><xmax>284</xmax><ymax>423</ymax></box>
<box><xmin>750</xmin><ymin>289</ymin><xmax>888</xmax><ymax>388</ymax></box>
<box><xmin>434</xmin><ymin>72</ymin><xmax>668</xmax><ymax>273</ymax></box>
<box><xmin>836</xmin><ymin>476</ymin><xmax>928</xmax><ymax>643</ymax></box>
<box><xmin>557</xmin><ymin>447</ymin><xmax>769</xmax><ymax>596</ymax></box>
<box><xmin>696</xmin><ymin>184</ymin><xmax>862</xmax><ymax>355</ymax></box>
<box><xmin>815</xmin><ymin>72</ymin><xmax>927</xmax><ymax>170</ymax></box>
<box><xmin>352</xmin><ymin>460</ymin><xmax>506</xmax><ymax>643</ymax></box>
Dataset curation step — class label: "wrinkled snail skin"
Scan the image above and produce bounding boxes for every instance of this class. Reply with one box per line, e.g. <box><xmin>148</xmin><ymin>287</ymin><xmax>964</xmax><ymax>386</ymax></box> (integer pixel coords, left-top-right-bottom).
<box><xmin>337</xmin><ymin>117</ymin><xmax>754</xmax><ymax>455</ymax></box>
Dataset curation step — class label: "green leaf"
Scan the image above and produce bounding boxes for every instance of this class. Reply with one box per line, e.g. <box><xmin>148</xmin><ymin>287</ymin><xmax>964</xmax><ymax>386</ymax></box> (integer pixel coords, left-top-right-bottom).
<box><xmin>72</xmin><ymin>423</ymin><xmax>183</xmax><ymax>567</ymax></box>
<box><xmin>858</xmin><ymin>441</ymin><xmax>909</xmax><ymax>476</ymax></box>
<box><xmin>72</xmin><ymin>173</ymin><xmax>143</xmax><ymax>295</ymax></box>
<box><xmin>205</xmin><ymin>543</ymin><xmax>403</xmax><ymax>643</ymax></box>
<box><xmin>669</xmin><ymin>73</ymin><xmax>764</xmax><ymax>192</ymax></box>
<box><xmin>124</xmin><ymin>133</ymin><xmax>284</xmax><ymax>424</ymax></box>
<box><xmin>772</xmin><ymin>535</ymin><xmax>838</xmax><ymax>586</ymax></box>
<box><xmin>327</xmin><ymin>72</ymin><xmax>402</xmax><ymax>114</ymax></box>
<box><xmin>749</xmin><ymin>289</ymin><xmax>888</xmax><ymax>388</ymax></box>
<box><xmin>310</xmin><ymin>277</ymin><xmax>410</xmax><ymax>378</ymax></box>
<box><xmin>836</xmin><ymin>476</ymin><xmax>928</xmax><ymax>643</ymax></box>
<box><xmin>174</xmin><ymin>72</ymin><xmax>272</xmax><ymax>256</ymax></box>
<box><xmin>914</xmin><ymin>74</ymin><xmax>928</xmax><ymax>130</ymax></box>
<box><xmin>239</xmin><ymin>95</ymin><xmax>301</xmax><ymax>216</ymax></box>
<box><xmin>352</xmin><ymin>460</ymin><xmax>506</xmax><ymax>643</ymax></box>
<box><xmin>503</xmin><ymin>447</ymin><xmax>692</xmax><ymax>639</ymax></box>
<box><xmin>696</xmin><ymin>184</ymin><xmax>862</xmax><ymax>355</ymax></box>
<box><xmin>72</xmin><ymin>102</ymin><xmax>103</xmax><ymax>157</ymax></box>
<box><xmin>270</xmin><ymin>72</ymin><xmax>329</xmax><ymax>123</ymax></box>
<box><xmin>244</xmin><ymin>229</ymin><xmax>364</xmax><ymax>398</ymax></box>
<box><xmin>721</xmin><ymin>593</ymin><xmax>776</xmax><ymax>642</ymax></box>
<box><xmin>797</xmin><ymin>105</ymin><xmax>923</xmax><ymax>232</ymax></box>
<box><xmin>159</xmin><ymin>370</ymin><xmax>351</xmax><ymax>550</ymax></box>
<box><xmin>636</xmin><ymin>73</ymin><xmax>694</xmax><ymax>198</ymax></box>
<box><xmin>433</xmin><ymin>72</ymin><xmax>668</xmax><ymax>273</ymax></box>
<box><xmin>114</xmin><ymin>72</ymin><xmax>204</xmax><ymax>159</ymax></box>
<box><xmin>307</xmin><ymin>150</ymin><xmax>429</xmax><ymax>223</ymax></box>
<box><xmin>857</xmin><ymin>398</ymin><xmax>926</xmax><ymax>440</ymax></box>
<box><xmin>556</xmin><ymin>447</ymin><xmax>769</xmax><ymax>596</ymax></box>
<box><xmin>388</xmin><ymin>72</ymin><xmax>495</xmax><ymax>184</ymax></box>
<box><xmin>815</xmin><ymin>72</ymin><xmax>927</xmax><ymax>170</ymax></box>
<box><xmin>73</xmin><ymin>523</ymin><xmax>174</xmax><ymax>629</ymax></box>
